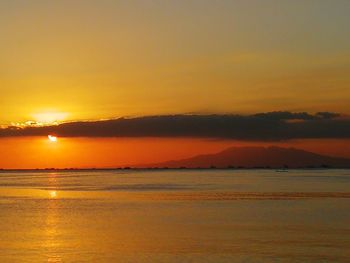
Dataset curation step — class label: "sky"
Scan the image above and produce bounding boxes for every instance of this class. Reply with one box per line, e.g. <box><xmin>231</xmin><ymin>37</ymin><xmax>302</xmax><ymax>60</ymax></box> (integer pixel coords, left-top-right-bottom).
<box><xmin>1</xmin><ymin>0</ymin><xmax>350</xmax><ymax>168</ymax></box>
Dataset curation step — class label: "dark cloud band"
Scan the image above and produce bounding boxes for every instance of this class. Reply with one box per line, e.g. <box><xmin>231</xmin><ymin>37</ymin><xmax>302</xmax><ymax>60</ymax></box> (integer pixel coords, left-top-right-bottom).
<box><xmin>1</xmin><ymin>111</ymin><xmax>349</xmax><ymax>140</ymax></box>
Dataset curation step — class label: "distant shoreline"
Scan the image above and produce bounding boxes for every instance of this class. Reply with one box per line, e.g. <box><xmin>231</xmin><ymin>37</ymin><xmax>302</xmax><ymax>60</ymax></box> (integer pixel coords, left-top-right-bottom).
<box><xmin>1</xmin><ymin>167</ymin><xmax>349</xmax><ymax>173</ymax></box>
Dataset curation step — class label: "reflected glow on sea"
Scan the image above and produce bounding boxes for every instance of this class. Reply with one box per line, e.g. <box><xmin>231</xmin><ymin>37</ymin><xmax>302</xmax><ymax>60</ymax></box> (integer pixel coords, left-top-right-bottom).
<box><xmin>0</xmin><ymin>169</ymin><xmax>349</xmax><ymax>262</ymax></box>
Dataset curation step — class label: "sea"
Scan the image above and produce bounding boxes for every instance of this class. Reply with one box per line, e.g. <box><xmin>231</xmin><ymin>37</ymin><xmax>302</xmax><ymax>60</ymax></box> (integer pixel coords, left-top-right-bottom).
<box><xmin>0</xmin><ymin>169</ymin><xmax>349</xmax><ymax>262</ymax></box>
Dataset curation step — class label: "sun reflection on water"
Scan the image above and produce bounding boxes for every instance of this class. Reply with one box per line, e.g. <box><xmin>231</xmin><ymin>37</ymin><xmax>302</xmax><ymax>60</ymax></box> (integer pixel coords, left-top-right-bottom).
<box><xmin>45</xmin><ymin>198</ymin><xmax>62</xmax><ymax>262</ymax></box>
<box><xmin>45</xmin><ymin>173</ymin><xmax>62</xmax><ymax>262</ymax></box>
<box><xmin>49</xmin><ymin>191</ymin><xmax>57</xmax><ymax>198</ymax></box>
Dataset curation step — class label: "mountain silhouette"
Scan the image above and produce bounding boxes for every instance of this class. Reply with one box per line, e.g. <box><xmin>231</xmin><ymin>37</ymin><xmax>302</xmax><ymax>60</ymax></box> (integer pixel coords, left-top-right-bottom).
<box><xmin>147</xmin><ymin>146</ymin><xmax>350</xmax><ymax>168</ymax></box>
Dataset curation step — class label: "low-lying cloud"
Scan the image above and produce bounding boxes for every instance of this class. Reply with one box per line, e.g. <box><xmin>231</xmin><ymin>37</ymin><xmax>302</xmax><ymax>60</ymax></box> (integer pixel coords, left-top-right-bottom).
<box><xmin>1</xmin><ymin>111</ymin><xmax>349</xmax><ymax>141</ymax></box>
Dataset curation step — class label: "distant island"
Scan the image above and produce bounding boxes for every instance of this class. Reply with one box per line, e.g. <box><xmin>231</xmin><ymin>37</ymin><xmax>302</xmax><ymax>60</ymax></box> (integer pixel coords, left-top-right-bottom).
<box><xmin>142</xmin><ymin>146</ymin><xmax>350</xmax><ymax>169</ymax></box>
<box><xmin>1</xmin><ymin>146</ymin><xmax>350</xmax><ymax>171</ymax></box>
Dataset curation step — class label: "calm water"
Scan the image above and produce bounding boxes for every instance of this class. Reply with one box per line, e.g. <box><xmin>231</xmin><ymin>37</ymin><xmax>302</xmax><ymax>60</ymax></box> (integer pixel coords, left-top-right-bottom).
<box><xmin>0</xmin><ymin>169</ymin><xmax>349</xmax><ymax>262</ymax></box>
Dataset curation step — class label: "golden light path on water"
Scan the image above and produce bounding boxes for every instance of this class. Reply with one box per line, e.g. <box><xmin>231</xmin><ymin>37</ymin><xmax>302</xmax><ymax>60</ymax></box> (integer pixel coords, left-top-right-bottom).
<box><xmin>46</xmin><ymin>173</ymin><xmax>60</xmax><ymax>263</ymax></box>
<box><xmin>45</xmin><ymin>194</ymin><xmax>60</xmax><ymax>262</ymax></box>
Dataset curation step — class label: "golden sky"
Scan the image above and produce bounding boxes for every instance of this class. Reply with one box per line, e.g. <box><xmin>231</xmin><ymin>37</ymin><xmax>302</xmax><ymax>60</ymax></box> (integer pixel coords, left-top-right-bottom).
<box><xmin>1</xmin><ymin>1</ymin><xmax>350</xmax><ymax>168</ymax></box>
<box><xmin>1</xmin><ymin>0</ymin><xmax>350</xmax><ymax>125</ymax></box>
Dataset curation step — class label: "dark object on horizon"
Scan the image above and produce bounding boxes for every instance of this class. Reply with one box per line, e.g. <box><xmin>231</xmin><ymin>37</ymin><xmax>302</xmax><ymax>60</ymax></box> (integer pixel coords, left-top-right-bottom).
<box><xmin>146</xmin><ymin>146</ymin><xmax>350</xmax><ymax>169</ymax></box>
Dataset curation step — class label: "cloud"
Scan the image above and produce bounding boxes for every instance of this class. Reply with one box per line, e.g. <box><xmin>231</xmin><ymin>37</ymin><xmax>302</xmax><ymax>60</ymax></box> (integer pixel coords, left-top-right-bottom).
<box><xmin>0</xmin><ymin>112</ymin><xmax>349</xmax><ymax>141</ymax></box>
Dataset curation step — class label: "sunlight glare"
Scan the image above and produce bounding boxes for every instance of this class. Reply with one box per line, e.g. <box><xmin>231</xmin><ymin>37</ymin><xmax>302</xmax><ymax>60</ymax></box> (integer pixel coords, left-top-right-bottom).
<box><xmin>33</xmin><ymin>112</ymin><xmax>68</xmax><ymax>125</ymax></box>
<box><xmin>48</xmin><ymin>135</ymin><xmax>58</xmax><ymax>142</ymax></box>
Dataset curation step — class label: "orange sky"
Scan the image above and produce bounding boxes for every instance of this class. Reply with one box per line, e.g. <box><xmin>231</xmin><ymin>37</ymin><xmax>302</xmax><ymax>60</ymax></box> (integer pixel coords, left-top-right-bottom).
<box><xmin>1</xmin><ymin>137</ymin><xmax>350</xmax><ymax>169</ymax></box>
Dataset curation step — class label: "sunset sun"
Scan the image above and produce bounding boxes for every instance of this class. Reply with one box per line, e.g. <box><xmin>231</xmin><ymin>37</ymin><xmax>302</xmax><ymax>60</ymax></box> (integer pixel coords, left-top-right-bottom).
<box><xmin>48</xmin><ymin>135</ymin><xmax>58</xmax><ymax>142</ymax></box>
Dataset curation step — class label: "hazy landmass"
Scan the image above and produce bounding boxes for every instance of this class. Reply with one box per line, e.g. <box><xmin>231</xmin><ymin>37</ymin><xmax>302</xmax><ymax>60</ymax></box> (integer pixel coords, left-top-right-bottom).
<box><xmin>145</xmin><ymin>146</ymin><xmax>350</xmax><ymax>169</ymax></box>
